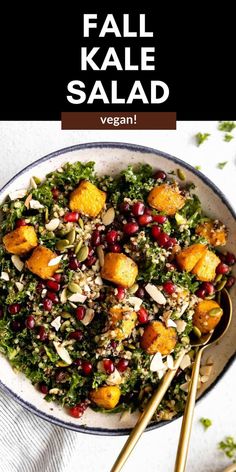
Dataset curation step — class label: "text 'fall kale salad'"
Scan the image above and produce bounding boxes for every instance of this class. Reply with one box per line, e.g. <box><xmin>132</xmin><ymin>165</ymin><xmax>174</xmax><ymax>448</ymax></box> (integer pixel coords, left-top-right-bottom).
<box><xmin>0</xmin><ymin>161</ymin><xmax>235</xmax><ymax>421</ymax></box>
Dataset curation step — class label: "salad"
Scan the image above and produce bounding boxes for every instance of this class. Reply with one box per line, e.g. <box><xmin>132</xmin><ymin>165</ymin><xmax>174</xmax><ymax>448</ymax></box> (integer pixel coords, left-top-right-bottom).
<box><xmin>0</xmin><ymin>161</ymin><xmax>235</xmax><ymax>421</ymax></box>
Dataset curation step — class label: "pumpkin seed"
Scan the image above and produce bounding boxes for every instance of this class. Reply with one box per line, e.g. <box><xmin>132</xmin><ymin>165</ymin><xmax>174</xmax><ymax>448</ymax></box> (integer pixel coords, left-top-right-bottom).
<box><xmin>56</xmin><ymin>239</ymin><xmax>70</xmax><ymax>251</ymax></box>
<box><xmin>77</xmin><ymin>245</ymin><xmax>89</xmax><ymax>262</ymax></box>
<box><xmin>75</xmin><ymin>240</ymin><xmax>83</xmax><ymax>254</ymax></box>
<box><xmin>44</xmin><ymin>207</ymin><xmax>49</xmax><ymax>223</ymax></box>
<box><xmin>209</xmin><ymin>307</ymin><xmax>223</xmax><ymax>317</ymax></box>
<box><xmin>68</xmin><ymin>282</ymin><xmax>81</xmax><ymax>293</ymax></box>
<box><xmin>128</xmin><ymin>283</ymin><xmax>139</xmax><ymax>294</ymax></box>
<box><xmin>67</xmin><ymin>228</ymin><xmax>76</xmax><ymax>244</ymax></box>
<box><xmin>60</xmin><ymin>320</ymin><xmax>71</xmax><ymax>332</ymax></box>
<box><xmin>56</xmin><ymin>361</ymin><xmax>69</xmax><ymax>367</ymax></box>
<box><xmin>78</xmin><ymin>218</ymin><xmax>84</xmax><ymax>229</ymax></box>
<box><xmin>205</xmin><ymin>294</ymin><xmax>216</xmax><ymax>300</ymax></box>
<box><xmin>215</xmin><ymin>274</ymin><xmax>223</xmax><ymax>283</ymax></box>
<box><xmin>102</xmin><ymin>207</ymin><xmax>115</xmax><ymax>226</ymax></box>
<box><xmin>97</xmin><ymin>245</ymin><xmax>105</xmax><ymax>267</ymax></box>
<box><xmin>45</xmin><ymin>218</ymin><xmax>60</xmax><ymax>231</ymax></box>
<box><xmin>193</xmin><ymin>326</ymin><xmax>201</xmax><ymax>338</ymax></box>
<box><xmin>61</xmin><ymin>311</ymin><xmax>71</xmax><ymax>319</ymax></box>
<box><xmin>215</xmin><ymin>279</ymin><xmax>227</xmax><ymax>291</ymax></box>
<box><xmin>177</xmin><ymin>168</ymin><xmax>186</xmax><ymax>181</ymax></box>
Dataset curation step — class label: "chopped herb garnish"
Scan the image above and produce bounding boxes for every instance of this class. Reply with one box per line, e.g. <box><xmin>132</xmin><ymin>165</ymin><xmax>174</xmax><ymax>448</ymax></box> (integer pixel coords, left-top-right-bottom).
<box><xmin>195</xmin><ymin>132</ymin><xmax>210</xmax><ymax>146</ymax></box>
<box><xmin>224</xmin><ymin>133</ymin><xmax>234</xmax><ymax>142</ymax></box>
<box><xmin>200</xmin><ymin>417</ymin><xmax>212</xmax><ymax>430</ymax></box>
<box><xmin>218</xmin><ymin>121</ymin><xmax>236</xmax><ymax>133</ymax></box>
<box><xmin>217</xmin><ymin>161</ymin><xmax>228</xmax><ymax>169</ymax></box>
<box><xmin>218</xmin><ymin>436</ymin><xmax>236</xmax><ymax>461</ymax></box>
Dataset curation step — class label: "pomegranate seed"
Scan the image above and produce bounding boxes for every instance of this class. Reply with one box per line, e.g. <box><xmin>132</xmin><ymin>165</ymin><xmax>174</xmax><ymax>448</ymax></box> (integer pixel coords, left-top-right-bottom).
<box><xmin>138</xmin><ymin>214</ymin><xmax>153</xmax><ymax>226</ymax></box>
<box><xmin>74</xmin><ymin>358</ymin><xmax>82</xmax><ymax>367</ymax></box>
<box><xmin>11</xmin><ymin>320</ymin><xmax>22</xmax><ymax>331</ymax></box>
<box><xmin>165</xmin><ymin>237</ymin><xmax>177</xmax><ymax>249</ymax></box>
<box><xmin>158</xmin><ymin>232</ymin><xmax>170</xmax><ymax>247</ymax></box>
<box><xmin>64</xmin><ymin>212</ymin><xmax>79</xmax><ymax>223</ymax></box>
<box><xmin>26</xmin><ymin>315</ymin><xmax>35</xmax><ymax>329</ymax></box>
<box><xmin>110</xmin><ymin>340</ymin><xmax>118</xmax><ymax>349</ymax></box>
<box><xmin>163</xmin><ymin>281</ymin><xmax>176</xmax><ymax>295</ymax></box>
<box><xmin>123</xmin><ymin>222</ymin><xmax>139</xmax><ymax>235</ymax></box>
<box><xmin>135</xmin><ymin>287</ymin><xmax>145</xmax><ymax>298</ymax></box>
<box><xmin>52</xmin><ymin>188</ymin><xmax>60</xmax><ymax>200</ymax></box>
<box><xmin>117</xmin><ymin>358</ymin><xmax>129</xmax><ymax>373</ymax></box>
<box><xmin>144</xmin><ymin>207</ymin><xmax>152</xmax><ymax>215</ymax></box>
<box><xmin>151</xmin><ymin>225</ymin><xmax>161</xmax><ymax>240</ymax></box>
<box><xmin>154</xmin><ymin>170</ymin><xmax>167</xmax><ymax>181</ymax></box>
<box><xmin>138</xmin><ymin>307</ymin><xmax>149</xmax><ymax>324</ymax></box>
<box><xmin>216</xmin><ymin>263</ymin><xmax>229</xmax><ymax>275</ymax></box>
<box><xmin>8</xmin><ymin>303</ymin><xmax>21</xmax><ymax>315</ymax></box>
<box><xmin>43</xmin><ymin>298</ymin><xmax>53</xmax><ymax>311</ymax></box>
<box><xmin>40</xmin><ymin>384</ymin><xmax>48</xmax><ymax>394</ymax></box>
<box><xmin>119</xmin><ymin>201</ymin><xmax>130</xmax><ymax>213</ymax></box>
<box><xmin>85</xmin><ymin>255</ymin><xmax>96</xmax><ymax>267</ymax></box>
<box><xmin>38</xmin><ymin>325</ymin><xmax>48</xmax><ymax>341</ymax></box>
<box><xmin>53</xmin><ymin>273</ymin><xmax>62</xmax><ymax>283</ymax></box>
<box><xmin>36</xmin><ymin>282</ymin><xmax>45</xmax><ymax>293</ymax></box>
<box><xmin>69</xmin><ymin>258</ymin><xmax>80</xmax><ymax>270</ymax></box>
<box><xmin>46</xmin><ymin>280</ymin><xmax>60</xmax><ymax>292</ymax></box>
<box><xmin>226</xmin><ymin>276</ymin><xmax>236</xmax><ymax>288</ymax></box>
<box><xmin>69</xmin><ymin>330</ymin><xmax>84</xmax><ymax>341</ymax></box>
<box><xmin>97</xmin><ymin>291</ymin><xmax>106</xmax><ymax>302</ymax></box>
<box><xmin>81</xmin><ymin>360</ymin><xmax>93</xmax><ymax>376</ymax></box>
<box><xmin>152</xmin><ymin>215</ymin><xmax>167</xmax><ymax>224</ymax></box>
<box><xmin>91</xmin><ymin>230</ymin><xmax>101</xmax><ymax>247</ymax></box>
<box><xmin>106</xmin><ymin>230</ymin><xmax>118</xmax><ymax>245</ymax></box>
<box><xmin>69</xmin><ymin>402</ymin><xmax>88</xmax><ymax>418</ymax></box>
<box><xmin>195</xmin><ymin>288</ymin><xmax>206</xmax><ymax>299</ymax></box>
<box><xmin>202</xmin><ymin>282</ymin><xmax>215</xmax><ymax>295</ymax></box>
<box><xmin>109</xmin><ymin>243</ymin><xmax>121</xmax><ymax>253</ymax></box>
<box><xmin>116</xmin><ymin>287</ymin><xmax>125</xmax><ymax>300</ymax></box>
<box><xmin>0</xmin><ymin>306</ymin><xmax>3</xmax><ymax>319</ymax></box>
<box><xmin>16</xmin><ymin>218</ymin><xmax>27</xmax><ymax>228</ymax></box>
<box><xmin>46</xmin><ymin>291</ymin><xmax>59</xmax><ymax>303</ymax></box>
<box><xmin>219</xmin><ymin>253</ymin><xmax>226</xmax><ymax>262</ymax></box>
<box><xmin>103</xmin><ymin>359</ymin><xmax>115</xmax><ymax>374</ymax></box>
<box><xmin>132</xmin><ymin>202</ymin><xmax>145</xmax><ymax>216</ymax></box>
<box><xmin>76</xmin><ymin>306</ymin><xmax>86</xmax><ymax>320</ymax></box>
<box><xmin>225</xmin><ymin>252</ymin><xmax>236</xmax><ymax>266</ymax></box>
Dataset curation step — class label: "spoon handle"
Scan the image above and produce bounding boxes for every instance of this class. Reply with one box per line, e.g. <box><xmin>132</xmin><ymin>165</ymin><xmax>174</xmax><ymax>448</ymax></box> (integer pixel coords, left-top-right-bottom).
<box><xmin>110</xmin><ymin>349</ymin><xmax>187</xmax><ymax>472</ymax></box>
<box><xmin>174</xmin><ymin>348</ymin><xmax>203</xmax><ymax>472</ymax></box>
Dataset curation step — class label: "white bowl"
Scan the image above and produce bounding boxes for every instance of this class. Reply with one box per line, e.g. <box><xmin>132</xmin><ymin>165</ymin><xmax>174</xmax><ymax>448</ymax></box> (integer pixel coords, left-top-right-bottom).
<box><xmin>0</xmin><ymin>142</ymin><xmax>235</xmax><ymax>435</ymax></box>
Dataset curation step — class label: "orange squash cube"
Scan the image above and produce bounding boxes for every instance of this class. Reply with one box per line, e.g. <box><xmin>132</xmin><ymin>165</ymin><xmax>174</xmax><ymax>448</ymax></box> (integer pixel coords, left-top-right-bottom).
<box><xmin>192</xmin><ymin>250</ymin><xmax>220</xmax><ymax>281</ymax></box>
<box><xmin>196</xmin><ymin>220</ymin><xmax>227</xmax><ymax>246</ymax></box>
<box><xmin>193</xmin><ymin>300</ymin><xmax>223</xmax><ymax>334</ymax></box>
<box><xmin>69</xmin><ymin>180</ymin><xmax>106</xmax><ymax>217</ymax></box>
<box><xmin>3</xmin><ymin>226</ymin><xmax>38</xmax><ymax>256</ymax></box>
<box><xmin>101</xmin><ymin>253</ymin><xmax>138</xmax><ymax>288</ymax></box>
<box><xmin>147</xmin><ymin>184</ymin><xmax>186</xmax><ymax>216</ymax></box>
<box><xmin>26</xmin><ymin>245</ymin><xmax>60</xmax><ymax>279</ymax></box>
<box><xmin>176</xmin><ymin>243</ymin><xmax>207</xmax><ymax>272</ymax></box>
<box><xmin>140</xmin><ymin>321</ymin><xmax>177</xmax><ymax>355</ymax></box>
<box><xmin>108</xmin><ymin>306</ymin><xmax>137</xmax><ymax>340</ymax></box>
<box><xmin>90</xmin><ymin>386</ymin><xmax>121</xmax><ymax>409</ymax></box>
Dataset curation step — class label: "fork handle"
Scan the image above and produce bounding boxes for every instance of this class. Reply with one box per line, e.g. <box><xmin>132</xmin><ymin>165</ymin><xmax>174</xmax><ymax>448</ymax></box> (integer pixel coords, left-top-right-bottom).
<box><xmin>174</xmin><ymin>348</ymin><xmax>203</xmax><ymax>472</ymax></box>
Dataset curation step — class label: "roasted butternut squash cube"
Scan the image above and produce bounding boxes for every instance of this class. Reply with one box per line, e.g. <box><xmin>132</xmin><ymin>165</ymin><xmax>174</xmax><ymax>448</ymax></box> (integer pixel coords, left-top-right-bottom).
<box><xmin>90</xmin><ymin>386</ymin><xmax>121</xmax><ymax>409</ymax></box>
<box><xmin>196</xmin><ymin>220</ymin><xmax>227</xmax><ymax>246</ymax></box>
<box><xmin>176</xmin><ymin>243</ymin><xmax>207</xmax><ymax>272</ymax></box>
<box><xmin>3</xmin><ymin>226</ymin><xmax>38</xmax><ymax>256</ymax></box>
<box><xmin>193</xmin><ymin>300</ymin><xmax>223</xmax><ymax>334</ymax></box>
<box><xmin>192</xmin><ymin>250</ymin><xmax>220</xmax><ymax>281</ymax></box>
<box><xmin>69</xmin><ymin>180</ymin><xmax>106</xmax><ymax>217</ymax></box>
<box><xmin>101</xmin><ymin>253</ymin><xmax>138</xmax><ymax>288</ymax></box>
<box><xmin>108</xmin><ymin>306</ymin><xmax>137</xmax><ymax>340</ymax></box>
<box><xmin>141</xmin><ymin>321</ymin><xmax>177</xmax><ymax>355</ymax></box>
<box><xmin>147</xmin><ymin>184</ymin><xmax>186</xmax><ymax>216</ymax></box>
<box><xmin>26</xmin><ymin>245</ymin><xmax>60</xmax><ymax>279</ymax></box>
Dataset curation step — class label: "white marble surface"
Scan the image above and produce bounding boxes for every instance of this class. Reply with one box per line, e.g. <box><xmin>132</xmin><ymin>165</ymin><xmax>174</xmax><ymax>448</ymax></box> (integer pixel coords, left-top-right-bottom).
<box><xmin>0</xmin><ymin>121</ymin><xmax>235</xmax><ymax>472</ymax></box>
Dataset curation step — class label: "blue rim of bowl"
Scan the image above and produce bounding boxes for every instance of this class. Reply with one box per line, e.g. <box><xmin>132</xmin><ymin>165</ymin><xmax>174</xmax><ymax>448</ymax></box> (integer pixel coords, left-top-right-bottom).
<box><xmin>0</xmin><ymin>141</ymin><xmax>235</xmax><ymax>436</ymax></box>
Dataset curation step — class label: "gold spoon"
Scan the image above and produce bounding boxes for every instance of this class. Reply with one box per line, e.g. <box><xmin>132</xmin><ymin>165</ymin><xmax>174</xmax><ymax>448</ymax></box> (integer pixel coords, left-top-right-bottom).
<box><xmin>174</xmin><ymin>288</ymin><xmax>232</xmax><ymax>472</ymax></box>
<box><xmin>111</xmin><ymin>289</ymin><xmax>232</xmax><ymax>472</ymax></box>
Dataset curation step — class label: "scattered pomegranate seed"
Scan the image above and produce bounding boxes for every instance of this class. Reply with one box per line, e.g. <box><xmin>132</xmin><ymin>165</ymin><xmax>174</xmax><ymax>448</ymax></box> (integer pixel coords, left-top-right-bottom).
<box><xmin>53</xmin><ymin>273</ymin><xmax>62</xmax><ymax>283</ymax></box>
<box><xmin>81</xmin><ymin>360</ymin><xmax>93</xmax><ymax>376</ymax></box>
<box><xmin>36</xmin><ymin>281</ymin><xmax>45</xmax><ymax>293</ymax></box>
<box><xmin>132</xmin><ymin>202</ymin><xmax>145</xmax><ymax>216</ymax></box>
<box><xmin>91</xmin><ymin>230</ymin><xmax>101</xmax><ymax>247</ymax></box>
<box><xmin>69</xmin><ymin>258</ymin><xmax>80</xmax><ymax>270</ymax></box>
<box><xmin>123</xmin><ymin>222</ymin><xmax>139</xmax><ymax>235</ymax></box>
<box><xmin>152</xmin><ymin>215</ymin><xmax>167</xmax><ymax>224</ymax></box>
<box><xmin>52</xmin><ymin>188</ymin><xmax>60</xmax><ymax>200</ymax></box>
<box><xmin>151</xmin><ymin>225</ymin><xmax>161</xmax><ymax>240</ymax></box>
<box><xmin>46</xmin><ymin>291</ymin><xmax>59</xmax><ymax>303</ymax></box>
<box><xmin>76</xmin><ymin>306</ymin><xmax>86</xmax><ymax>320</ymax></box>
<box><xmin>0</xmin><ymin>306</ymin><xmax>3</xmax><ymax>319</ymax></box>
<box><xmin>16</xmin><ymin>218</ymin><xmax>27</xmax><ymax>228</ymax></box>
<box><xmin>195</xmin><ymin>288</ymin><xmax>206</xmax><ymax>299</ymax></box>
<box><xmin>38</xmin><ymin>325</ymin><xmax>48</xmax><ymax>341</ymax></box>
<box><xmin>39</xmin><ymin>384</ymin><xmax>49</xmax><ymax>394</ymax></box>
<box><xmin>43</xmin><ymin>298</ymin><xmax>53</xmax><ymax>311</ymax></box>
<box><xmin>11</xmin><ymin>320</ymin><xmax>21</xmax><ymax>331</ymax></box>
<box><xmin>202</xmin><ymin>282</ymin><xmax>215</xmax><ymax>295</ymax></box>
<box><xmin>69</xmin><ymin>402</ymin><xmax>88</xmax><ymax>418</ymax></box>
<box><xmin>119</xmin><ymin>201</ymin><xmax>130</xmax><ymax>213</ymax></box>
<box><xmin>138</xmin><ymin>214</ymin><xmax>153</xmax><ymax>226</ymax></box>
<box><xmin>106</xmin><ymin>230</ymin><xmax>118</xmax><ymax>245</ymax></box>
<box><xmin>64</xmin><ymin>212</ymin><xmax>79</xmax><ymax>223</ymax></box>
<box><xmin>117</xmin><ymin>358</ymin><xmax>129</xmax><ymax>373</ymax></box>
<box><xmin>110</xmin><ymin>340</ymin><xmax>118</xmax><ymax>349</ymax></box>
<box><xmin>116</xmin><ymin>287</ymin><xmax>125</xmax><ymax>301</ymax></box>
<box><xmin>103</xmin><ymin>359</ymin><xmax>115</xmax><ymax>374</ymax></box>
<box><xmin>165</xmin><ymin>237</ymin><xmax>177</xmax><ymax>249</ymax></box>
<box><xmin>163</xmin><ymin>281</ymin><xmax>176</xmax><ymax>295</ymax></box>
<box><xmin>154</xmin><ymin>170</ymin><xmax>167</xmax><ymax>181</ymax></box>
<box><xmin>74</xmin><ymin>358</ymin><xmax>82</xmax><ymax>367</ymax></box>
<box><xmin>8</xmin><ymin>303</ymin><xmax>21</xmax><ymax>315</ymax></box>
<box><xmin>225</xmin><ymin>252</ymin><xmax>236</xmax><ymax>266</ymax></box>
<box><xmin>85</xmin><ymin>255</ymin><xmax>97</xmax><ymax>267</ymax></box>
<box><xmin>157</xmin><ymin>232</ymin><xmax>170</xmax><ymax>247</ymax></box>
<box><xmin>137</xmin><ymin>307</ymin><xmax>149</xmax><ymax>324</ymax></box>
<box><xmin>69</xmin><ymin>330</ymin><xmax>84</xmax><ymax>341</ymax></box>
<box><xmin>26</xmin><ymin>315</ymin><xmax>35</xmax><ymax>329</ymax></box>
<box><xmin>135</xmin><ymin>287</ymin><xmax>145</xmax><ymax>299</ymax></box>
<box><xmin>46</xmin><ymin>280</ymin><xmax>60</xmax><ymax>292</ymax></box>
<box><xmin>226</xmin><ymin>276</ymin><xmax>236</xmax><ymax>288</ymax></box>
<box><xmin>144</xmin><ymin>207</ymin><xmax>152</xmax><ymax>215</ymax></box>
<box><xmin>216</xmin><ymin>263</ymin><xmax>229</xmax><ymax>275</ymax></box>
<box><xmin>109</xmin><ymin>243</ymin><xmax>121</xmax><ymax>253</ymax></box>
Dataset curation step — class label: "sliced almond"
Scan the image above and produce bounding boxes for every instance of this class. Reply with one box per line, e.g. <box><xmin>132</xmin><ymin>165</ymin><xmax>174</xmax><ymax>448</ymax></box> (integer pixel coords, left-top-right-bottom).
<box><xmin>49</xmin><ymin>388</ymin><xmax>60</xmax><ymax>395</ymax></box>
<box><xmin>53</xmin><ymin>341</ymin><xmax>72</xmax><ymax>365</ymax></box>
<box><xmin>150</xmin><ymin>352</ymin><xmax>164</xmax><ymax>372</ymax></box>
<box><xmin>9</xmin><ymin>189</ymin><xmax>27</xmax><ymax>200</ymax></box>
<box><xmin>48</xmin><ymin>255</ymin><xmax>63</xmax><ymax>266</ymax></box>
<box><xmin>15</xmin><ymin>282</ymin><xmax>24</xmax><ymax>291</ymax></box>
<box><xmin>11</xmin><ymin>255</ymin><xmax>24</xmax><ymax>272</ymax></box>
<box><xmin>95</xmin><ymin>276</ymin><xmax>103</xmax><ymax>286</ymax></box>
<box><xmin>81</xmin><ymin>308</ymin><xmax>95</xmax><ymax>326</ymax></box>
<box><xmin>24</xmin><ymin>193</ymin><xmax>32</xmax><ymax>209</ymax></box>
<box><xmin>1</xmin><ymin>272</ymin><xmax>9</xmax><ymax>281</ymax></box>
<box><xmin>180</xmin><ymin>354</ymin><xmax>191</xmax><ymax>370</ymax></box>
<box><xmin>145</xmin><ymin>284</ymin><xmax>166</xmax><ymax>305</ymax></box>
<box><xmin>29</xmin><ymin>199</ymin><xmax>44</xmax><ymax>209</ymax></box>
<box><xmin>127</xmin><ymin>296</ymin><xmax>143</xmax><ymax>312</ymax></box>
<box><xmin>175</xmin><ymin>319</ymin><xmax>187</xmax><ymax>334</ymax></box>
<box><xmin>166</xmin><ymin>319</ymin><xmax>177</xmax><ymax>328</ymax></box>
<box><xmin>166</xmin><ymin>355</ymin><xmax>174</xmax><ymax>369</ymax></box>
<box><xmin>67</xmin><ymin>293</ymin><xmax>87</xmax><ymax>303</ymax></box>
<box><xmin>106</xmin><ymin>368</ymin><xmax>122</xmax><ymax>385</ymax></box>
<box><xmin>60</xmin><ymin>288</ymin><xmax>67</xmax><ymax>304</ymax></box>
<box><xmin>180</xmin><ymin>381</ymin><xmax>189</xmax><ymax>392</ymax></box>
<box><xmin>30</xmin><ymin>177</ymin><xmax>38</xmax><ymax>189</ymax></box>
<box><xmin>45</xmin><ymin>218</ymin><xmax>60</xmax><ymax>231</ymax></box>
<box><xmin>51</xmin><ymin>316</ymin><xmax>61</xmax><ymax>331</ymax></box>
<box><xmin>102</xmin><ymin>207</ymin><xmax>115</xmax><ymax>226</ymax></box>
<box><xmin>97</xmin><ymin>245</ymin><xmax>105</xmax><ymax>267</ymax></box>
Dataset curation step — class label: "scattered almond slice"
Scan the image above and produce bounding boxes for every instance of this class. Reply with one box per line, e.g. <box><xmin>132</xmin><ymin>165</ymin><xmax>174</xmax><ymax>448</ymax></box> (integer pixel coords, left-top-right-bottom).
<box><xmin>45</xmin><ymin>218</ymin><xmax>60</xmax><ymax>231</ymax></box>
<box><xmin>127</xmin><ymin>296</ymin><xmax>143</xmax><ymax>312</ymax></box>
<box><xmin>94</xmin><ymin>276</ymin><xmax>103</xmax><ymax>286</ymax></box>
<box><xmin>81</xmin><ymin>308</ymin><xmax>95</xmax><ymax>326</ymax></box>
<box><xmin>30</xmin><ymin>177</ymin><xmax>38</xmax><ymax>190</ymax></box>
<box><xmin>67</xmin><ymin>293</ymin><xmax>87</xmax><ymax>303</ymax></box>
<box><xmin>166</xmin><ymin>355</ymin><xmax>174</xmax><ymax>369</ymax></box>
<box><xmin>48</xmin><ymin>255</ymin><xmax>63</xmax><ymax>266</ymax></box>
<box><xmin>15</xmin><ymin>282</ymin><xmax>24</xmax><ymax>291</ymax></box>
<box><xmin>97</xmin><ymin>246</ymin><xmax>105</xmax><ymax>267</ymax></box>
<box><xmin>175</xmin><ymin>319</ymin><xmax>187</xmax><ymax>334</ymax></box>
<box><xmin>106</xmin><ymin>368</ymin><xmax>122</xmax><ymax>385</ymax></box>
<box><xmin>1</xmin><ymin>272</ymin><xmax>9</xmax><ymax>281</ymax></box>
<box><xmin>24</xmin><ymin>193</ymin><xmax>32</xmax><ymax>209</ymax></box>
<box><xmin>166</xmin><ymin>319</ymin><xmax>177</xmax><ymax>328</ymax></box>
<box><xmin>29</xmin><ymin>199</ymin><xmax>44</xmax><ymax>209</ymax></box>
<box><xmin>9</xmin><ymin>189</ymin><xmax>27</xmax><ymax>200</ymax></box>
<box><xmin>150</xmin><ymin>352</ymin><xmax>165</xmax><ymax>372</ymax></box>
<box><xmin>11</xmin><ymin>255</ymin><xmax>24</xmax><ymax>272</ymax></box>
<box><xmin>180</xmin><ymin>381</ymin><xmax>190</xmax><ymax>392</ymax></box>
<box><xmin>102</xmin><ymin>207</ymin><xmax>115</xmax><ymax>226</ymax></box>
<box><xmin>60</xmin><ymin>288</ymin><xmax>67</xmax><ymax>304</ymax></box>
<box><xmin>180</xmin><ymin>354</ymin><xmax>191</xmax><ymax>370</ymax></box>
<box><xmin>49</xmin><ymin>388</ymin><xmax>60</xmax><ymax>395</ymax></box>
<box><xmin>53</xmin><ymin>341</ymin><xmax>72</xmax><ymax>365</ymax></box>
<box><xmin>51</xmin><ymin>316</ymin><xmax>61</xmax><ymax>331</ymax></box>
<box><xmin>145</xmin><ymin>284</ymin><xmax>166</xmax><ymax>305</ymax></box>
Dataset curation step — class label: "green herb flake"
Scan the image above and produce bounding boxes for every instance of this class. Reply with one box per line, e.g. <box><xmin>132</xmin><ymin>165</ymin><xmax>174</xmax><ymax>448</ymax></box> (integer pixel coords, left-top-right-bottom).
<box><xmin>218</xmin><ymin>436</ymin><xmax>236</xmax><ymax>461</ymax></box>
<box><xmin>217</xmin><ymin>161</ymin><xmax>228</xmax><ymax>169</ymax></box>
<box><xmin>218</xmin><ymin>121</ymin><xmax>236</xmax><ymax>133</ymax></box>
<box><xmin>224</xmin><ymin>133</ymin><xmax>234</xmax><ymax>142</ymax></box>
<box><xmin>200</xmin><ymin>417</ymin><xmax>212</xmax><ymax>430</ymax></box>
<box><xmin>195</xmin><ymin>132</ymin><xmax>210</xmax><ymax>146</ymax></box>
